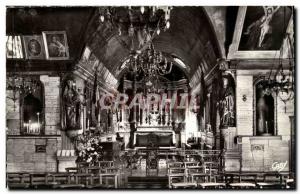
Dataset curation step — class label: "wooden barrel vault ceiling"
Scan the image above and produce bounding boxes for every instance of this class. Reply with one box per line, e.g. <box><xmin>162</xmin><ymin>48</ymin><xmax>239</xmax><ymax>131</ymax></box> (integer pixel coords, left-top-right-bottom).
<box><xmin>6</xmin><ymin>6</ymin><xmax>222</xmax><ymax>81</ymax></box>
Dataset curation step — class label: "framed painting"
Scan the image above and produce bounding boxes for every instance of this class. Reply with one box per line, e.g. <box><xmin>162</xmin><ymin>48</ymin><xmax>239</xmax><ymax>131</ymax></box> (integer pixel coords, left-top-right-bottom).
<box><xmin>228</xmin><ymin>6</ymin><xmax>293</xmax><ymax>59</ymax></box>
<box><xmin>42</xmin><ymin>31</ymin><xmax>69</xmax><ymax>60</ymax></box>
<box><xmin>22</xmin><ymin>35</ymin><xmax>45</xmax><ymax>59</ymax></box>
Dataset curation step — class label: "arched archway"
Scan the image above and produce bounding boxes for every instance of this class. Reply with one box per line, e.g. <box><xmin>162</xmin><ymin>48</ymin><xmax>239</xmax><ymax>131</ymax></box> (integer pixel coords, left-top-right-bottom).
<box><xmin>20</xmin><ymin>78</ymin><xmax>45</xmax><ymax>135</ymax></box>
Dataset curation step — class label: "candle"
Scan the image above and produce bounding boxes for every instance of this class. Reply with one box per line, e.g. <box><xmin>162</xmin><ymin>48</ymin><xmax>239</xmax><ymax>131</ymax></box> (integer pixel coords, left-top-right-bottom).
<box><xmin>29</xmin><ymin>120</ymin><xmax>31</xmax><ymax>133</ymax></box>
<box><xmin>37</xmin><ymin>112</ymin><xmax>40</xmax><ymax>124</ymax></box>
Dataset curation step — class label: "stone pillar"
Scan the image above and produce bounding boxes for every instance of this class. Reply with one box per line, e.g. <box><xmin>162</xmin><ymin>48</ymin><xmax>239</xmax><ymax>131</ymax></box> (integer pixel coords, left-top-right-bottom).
<box><xmin>236</xmin><ymin>73</ymin><xmax>253</xmax><ymax>136</ymax></box>
<box><xmin>40</xmin><ymin>75</ymin><xmax>61</xmax><ymax>136</ymax></box>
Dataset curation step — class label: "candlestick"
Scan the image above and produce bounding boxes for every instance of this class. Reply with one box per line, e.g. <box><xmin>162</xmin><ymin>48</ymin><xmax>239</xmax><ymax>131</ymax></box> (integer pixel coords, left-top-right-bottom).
<box><xmin>28</xmin><ymin>120</ymin><xmax>31</xmax><ymax>133</ymax></box>
<box><xmin>37</xmin><ymin>112</ymin><xmax>40</xmax><ymax>132</ymax></box>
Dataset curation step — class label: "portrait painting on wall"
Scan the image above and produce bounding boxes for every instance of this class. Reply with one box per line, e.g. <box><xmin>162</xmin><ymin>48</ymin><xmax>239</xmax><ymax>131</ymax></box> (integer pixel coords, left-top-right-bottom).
<box><xmin>42</xmin><ymin>31</ymin><xmax>69</xmax><ymax>60</ymax></box>
<box><xmin>239</xmin><ymin>6</ymin><xmax>292</xmax><ymax>51</ymax></box>
<box><xmin>22</xmin><ymin>35</ymin><xmax>45</xmax><ymax>59</ymax></box>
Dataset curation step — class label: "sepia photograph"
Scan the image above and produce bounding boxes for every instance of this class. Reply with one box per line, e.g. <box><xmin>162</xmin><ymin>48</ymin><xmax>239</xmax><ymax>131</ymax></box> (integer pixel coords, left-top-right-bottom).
<box><xmin>5</xmin><ymin>5</ymin><xmax>296</xmax><ymax>190</ymax></box>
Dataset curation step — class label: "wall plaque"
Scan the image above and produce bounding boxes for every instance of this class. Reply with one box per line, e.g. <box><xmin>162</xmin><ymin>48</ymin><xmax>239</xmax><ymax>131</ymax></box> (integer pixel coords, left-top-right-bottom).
<box><xmin>35</xmin><ymin>145</ymin><xmax>46</xmax><ymax>153</ymax></box>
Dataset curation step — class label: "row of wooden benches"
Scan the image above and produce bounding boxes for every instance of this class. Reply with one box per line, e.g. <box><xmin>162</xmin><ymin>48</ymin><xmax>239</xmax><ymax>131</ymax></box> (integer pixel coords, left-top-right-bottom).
<box><xmin>166</xmin><ymin>161</ymin><xmax>294</xmax><ymax>189</ymax></box>
<box><xmin>168</xmin><ymin>170</ymin><xmax>295</xmax><ymax>189</ymax></box>
<box><xmin>7</xmin><ymin>170</ymin><xmax>120</xmax><ymax>189</ymax></box>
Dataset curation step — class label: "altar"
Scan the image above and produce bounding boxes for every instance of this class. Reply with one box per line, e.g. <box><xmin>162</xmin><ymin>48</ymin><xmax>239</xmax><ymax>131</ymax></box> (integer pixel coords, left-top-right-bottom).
<box><xmin>133</xmin><ymin>126</ymin><xmax>176</xmax><ymax>149</ymax></box>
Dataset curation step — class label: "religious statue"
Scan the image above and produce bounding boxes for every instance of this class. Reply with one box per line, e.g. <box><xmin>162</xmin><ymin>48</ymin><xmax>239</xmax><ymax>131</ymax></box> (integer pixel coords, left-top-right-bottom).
<box><xmin>256</xmin><ymin>90</ymin><xmax>269</xmax><ymax>134</ymax></box>
<box><xmin>61</xmin><ymin>79</ymin><xmax>83</xmax><ymax>131</ymax></box>
<box><xmin>219</xmin><ymin>74</ymin><xmax>235</xmax><ymax>128</ymax></box>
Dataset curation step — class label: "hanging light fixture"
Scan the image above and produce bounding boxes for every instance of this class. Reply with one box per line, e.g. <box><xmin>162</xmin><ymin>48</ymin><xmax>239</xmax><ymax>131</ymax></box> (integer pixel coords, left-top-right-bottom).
<box><xmin>277</xmin><ymin>32</ymin><xmax>294</xmax><ymax>104</ymax></box>
<box><xmin>98</xmin><ymin>6</ymin><xmax>172</xmax><ymax>44</ymax></box>
<box><xmin>262</xmin><ymin>34</ymin><xmax>294</xmax><ymax>98</ymax></box>
<box><xmin>126</xmin><ymin>43</ymin><xmax>173</xmax><ymax>77</ymax></box>
<box><xmin>263</xmin><ymin>7</ymin><xmax>294</xmax><ymax>112</ymax></box>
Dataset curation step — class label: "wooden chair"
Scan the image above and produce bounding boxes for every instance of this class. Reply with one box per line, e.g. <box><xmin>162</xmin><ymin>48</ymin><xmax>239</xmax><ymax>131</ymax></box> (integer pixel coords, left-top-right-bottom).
<box><xmin>46</xmin><ymin>173</ymin><xmax>69</xmax><ymax>185</ymax></box>
<box><xmin>256</xmin><ymin>172</ymin><xmax>285</xmax><ymax>189</ymax></box>
<box><xmin>228</xmin><ymin>173</ymin><xmax>257</xmax><ymax>189</ymax></box>
<box><xmin>171</xmin><ymin>182</ymin><xmax>197</xmax><ymax>189</ymax></box>
<box><xmin>76</xmin><ymin>162</ymin><xmax>91</xmax><ymax>173</ymax></box>
<box><xmin>167</xmin><ymin>162</ymin><xmax>184</xmax><ymax>169</ymax></box>
<box><xmin>229</xmin><ymin>182</ymin><xmax>256</xmax><ymax>189</ymax></box>
<box><xmin>97</xmin><ymin>173</ymin><xmax>119</xmax><ymax>188</ymax></box>
<box><xmin>65</xmin><ymin>167</ymin><xmax>79</xmax><ymax>173</ymax></box>
<box><xmin>51</xmin><ymin>173</ymin><xmax>88</xmax><ymax>189</ymax></box>
<box><xmin>85</xmin><ymin>166</ymin><xmax>103</xmax><ymax>174</ymax></box>
<box><xmin>203</xmin><ymin>162</ymin><xmax>219</xmax><ymax>182</ymax></box>
<box><xmin>46</xmin><ymin>173</ymin><xmax>86</xmax><ymax>189</ymax></box>
<box><xmin>198</xmin><ymin>182</ymin><xmax>226</xmax><ymax>189</ymax></box>
<box><xmin>29</xmin><ymin>173</ymin><xmax>47</xmax><ymax>188</ymax></box>
<box><xmin>184</xmin><ymin>162</ymin><xmax>199</xmax><ymax>168</ymax></box>
<box><xmin>98</xmin><ymin>161</ymin><xmax>114</xmax><ymax>168</ymax></box>
<box><xmin>7</xmin><ymin>173</ymin><xmax>30</xmax><ymax>189</ymax></box>
<box><xmin>186</xmin><ymin>166</ymin><xmax>206</xmax><ymax>183</ymax></box>
<box><xmin>168</xmin><ymin>167</ymin><xmax>186</xmax><ymax>188</ymax></box>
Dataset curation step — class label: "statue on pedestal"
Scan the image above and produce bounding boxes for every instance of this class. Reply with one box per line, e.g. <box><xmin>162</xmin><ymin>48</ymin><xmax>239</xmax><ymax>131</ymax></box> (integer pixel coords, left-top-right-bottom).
<box><xmin>256</xmin><ymin>89</ymin><xmax>270</xmax><ymax>135</ymax></box>
<box><xmin>61</xmin><ymin>79</ymin><xmax>83</xmax><ymax>131</ymax></box>
<box><xmin>219</xmin><ymin>73</ymin><xmax>235</xmax><ymax>128</ymax></box>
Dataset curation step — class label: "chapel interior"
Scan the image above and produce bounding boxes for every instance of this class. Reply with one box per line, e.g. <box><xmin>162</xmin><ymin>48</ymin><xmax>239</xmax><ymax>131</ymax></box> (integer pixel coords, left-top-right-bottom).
<box><xmin>6</xmin><ymin>6</ymin><xmax>295</xmax><ymax>189</ymax></box>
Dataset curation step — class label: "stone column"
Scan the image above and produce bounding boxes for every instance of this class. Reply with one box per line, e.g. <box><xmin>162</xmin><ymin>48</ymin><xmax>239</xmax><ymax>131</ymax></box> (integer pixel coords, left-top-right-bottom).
<box><xmin>236</xmin><ymin>73</ymin><xmax>253</xmax><ymax>136</ymax></box>
<box><xmin>40</xmin><ymin>75</ymin><xmax>61</xmax><ymax>136</ymax></box>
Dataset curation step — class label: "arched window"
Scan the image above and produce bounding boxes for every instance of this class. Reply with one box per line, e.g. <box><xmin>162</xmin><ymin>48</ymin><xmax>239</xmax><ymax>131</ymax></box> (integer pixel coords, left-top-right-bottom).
<box><xmin>20</xmin><ymin>78</ymin><xmax>44</xmax><ymax>135</ymax></box>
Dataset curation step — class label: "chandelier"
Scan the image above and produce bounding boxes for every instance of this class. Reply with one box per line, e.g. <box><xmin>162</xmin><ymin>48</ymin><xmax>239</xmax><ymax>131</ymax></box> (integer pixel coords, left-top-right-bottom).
<box><xmin>7</xmin><ymin>73</ymin><xmax>41</xmax><ymax>110</ymax></box>
<box><xmin>262</xmin><ymin>32</ymin><xmax>294</xmax><ymax>112</ymax></box>
<box><xmin>99</xmin><ymin>6</ymin><xmax>174</xmax><ymax>86</ymax></box>
<box><xmin>7</xmin><ymin>76</ymin><xmax>41</xmax><ymax>95</ymax></box>
<box><xmin>261</xmin><ymin>8</ymin><xmax>294</xmax><ymax>108</ymax></box>
<box><xmin>98</xmin><ymin>6</ymin><xmax>172</xmax><ymax>39</ymax></box>
<box><xmin>127</xmin><ymin>43</ymin><xmax>173</xmax><ymax>77</ymax></box>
